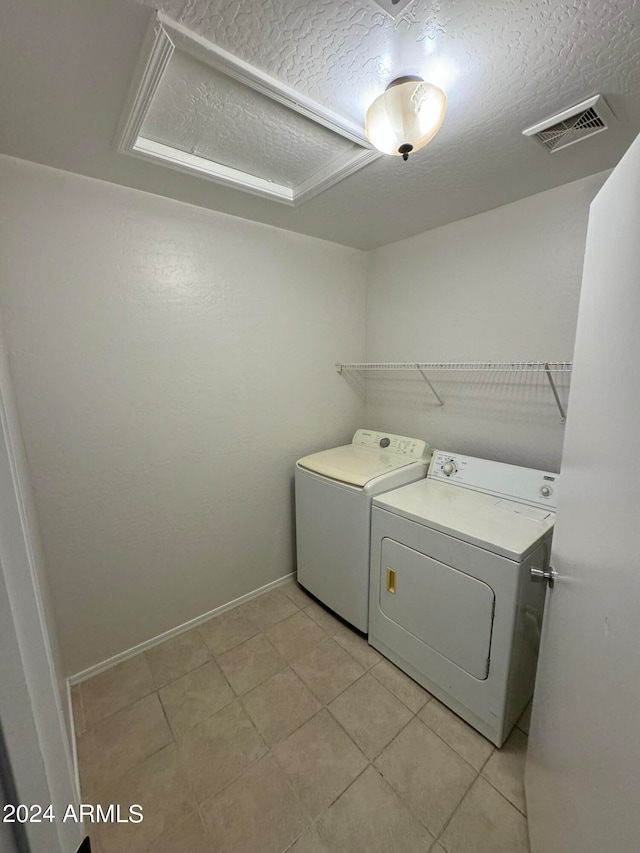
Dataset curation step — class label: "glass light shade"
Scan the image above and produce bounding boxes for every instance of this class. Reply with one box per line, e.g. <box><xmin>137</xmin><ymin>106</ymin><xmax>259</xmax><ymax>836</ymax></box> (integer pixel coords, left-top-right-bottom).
<box><xmin>365</xmin><ymin>79</ymin><xmax>447</xmax><ymax>157</ymax></box>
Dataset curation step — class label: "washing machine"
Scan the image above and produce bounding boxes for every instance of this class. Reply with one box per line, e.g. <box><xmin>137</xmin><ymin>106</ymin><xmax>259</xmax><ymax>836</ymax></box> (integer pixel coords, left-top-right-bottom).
<box><xmin>295</xmin><ymin>430</ymin><xmax>430</xmax><ymax>631</ymax></box>
<box><xmin>369</xmin><ymin>450</ymin><xmax>559</xmax><ymax>746</ymax></box>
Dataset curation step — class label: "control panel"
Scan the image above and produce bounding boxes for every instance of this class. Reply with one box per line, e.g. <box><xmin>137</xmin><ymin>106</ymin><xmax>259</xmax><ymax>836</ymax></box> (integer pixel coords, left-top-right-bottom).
<box><xmin>428</xmin><ymin>450</ymin><xmax>559</xmax><ymax>510</ymax></box>
<box><xmin>353</xmin><ymin>429</ymin><xmax>430</xmax><ymax>460</ymax></box>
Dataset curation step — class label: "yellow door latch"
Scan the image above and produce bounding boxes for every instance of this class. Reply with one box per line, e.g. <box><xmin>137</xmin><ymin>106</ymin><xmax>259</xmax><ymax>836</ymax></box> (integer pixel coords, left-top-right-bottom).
<box><xmin>386</xmin><ymin>568</ymin><xmax>396</xmax><ymax>594</ymax></box>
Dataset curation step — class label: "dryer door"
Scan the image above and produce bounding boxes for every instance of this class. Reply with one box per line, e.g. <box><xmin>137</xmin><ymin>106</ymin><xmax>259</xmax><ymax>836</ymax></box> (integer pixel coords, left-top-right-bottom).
<box><xmin>380</xmin><ymin>538</ymin><xmax>495</xmax><ymax>680</ymax></box>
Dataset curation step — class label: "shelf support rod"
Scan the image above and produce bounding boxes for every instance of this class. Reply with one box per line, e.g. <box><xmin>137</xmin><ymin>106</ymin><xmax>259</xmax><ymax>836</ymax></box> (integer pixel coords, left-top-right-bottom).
<box><xmin>544</xmin><ymin>362</ymin><xmax>566</xmax><ymax>423</ymax></box>
<box><xmin>418</xmin><ymin>368</ymin><xmax>444</xmax><ymax>407</ymax></box>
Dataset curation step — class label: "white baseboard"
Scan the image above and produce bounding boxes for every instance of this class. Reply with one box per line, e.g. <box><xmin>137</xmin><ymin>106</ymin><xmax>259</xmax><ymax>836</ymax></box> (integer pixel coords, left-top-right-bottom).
<box><xmin>68</xmin><ymin>571</ymin><xmax>295</xmax><ymax>686</ymax></box>
<box><xmin>66</xmin><ymin>681</ymin><xmax>82</xmax><ymax>802</ymax></box>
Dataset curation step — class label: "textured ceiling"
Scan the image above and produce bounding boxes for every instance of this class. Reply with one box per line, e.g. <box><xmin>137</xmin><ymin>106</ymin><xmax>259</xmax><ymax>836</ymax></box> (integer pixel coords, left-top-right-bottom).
<box><xmin>141</xmin><ymin>50</ymin><xmax>358</xmax><ymax>188</ymax></box>
<box><xmin>141</xmin><ymin>0</ymin><xmax>640</xmax><ymax>129</ymax></box>
<box><xmin>1</xmin><ymin>0</ymin><xmax>639</xmax><ymax>248</ymax></box>
<box><xmin>142</xmin><ymin>0</ymin><xmax>455</xmax><ymax>127</ymax></box>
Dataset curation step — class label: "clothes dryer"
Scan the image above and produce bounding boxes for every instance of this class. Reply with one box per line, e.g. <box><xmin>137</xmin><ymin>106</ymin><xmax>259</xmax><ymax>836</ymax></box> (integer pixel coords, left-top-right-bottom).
<box><xmin>369</xmin><ymin>450</ymin><xmax>559</xmax><ymax>745</ymax></box>
<box><xmin>295</xmin><ymin>430</ymin><xmax>430</xmax><ymax>631</ymax></box>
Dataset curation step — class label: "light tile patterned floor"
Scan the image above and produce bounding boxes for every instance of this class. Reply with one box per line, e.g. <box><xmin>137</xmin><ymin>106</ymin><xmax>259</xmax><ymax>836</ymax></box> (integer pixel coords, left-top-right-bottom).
<box><xmin>72</xmin><ymin>582</ymin><xmax>531</xmax><ymax>853</ymax></box>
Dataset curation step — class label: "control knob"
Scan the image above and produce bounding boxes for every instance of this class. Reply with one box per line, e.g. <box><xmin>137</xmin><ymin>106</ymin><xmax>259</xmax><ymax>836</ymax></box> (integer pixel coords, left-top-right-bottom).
<box><xmin>442</xmin><ymin>460</ymin><xmax>457</xmax><ymax>476</ymax></box>
<box><xmin>379</xmin><ymin>437</ymin><xmax>390</xmax><ymax>448</ymax></box>
<box><xmin>540</xmin><ymin>485</ymin><xmax>553</xmax><ymax>497</ymax></box>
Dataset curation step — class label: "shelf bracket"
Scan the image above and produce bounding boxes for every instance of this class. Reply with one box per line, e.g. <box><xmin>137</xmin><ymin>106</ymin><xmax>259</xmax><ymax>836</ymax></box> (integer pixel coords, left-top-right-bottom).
<box><xmin>544</xmin><ymin>363</ymin><xmax>566</xmax><ymax>423</ymax></box>
<box><xmin>417</xmin><ymin>368</ymin><xmax>444</xmax><ymax>408</ymax></box>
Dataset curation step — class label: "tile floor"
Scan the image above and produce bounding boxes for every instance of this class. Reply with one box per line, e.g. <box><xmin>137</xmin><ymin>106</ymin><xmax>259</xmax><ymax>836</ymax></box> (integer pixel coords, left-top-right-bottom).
<box><xmin>72</xmin><ymin>582</ymin><xmax>531</xmax><ymax>853</ymax></box>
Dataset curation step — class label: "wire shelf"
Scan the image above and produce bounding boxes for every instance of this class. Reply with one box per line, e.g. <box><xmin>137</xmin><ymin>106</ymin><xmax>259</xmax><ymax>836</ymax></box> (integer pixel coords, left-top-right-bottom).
<box><xmin>336</xmin><ymin>361</ymin><xmax>573</xmax><ymax>373</ymax></box>
<box><xmin>335</xmin><ymin>361</ymin><xmax>572</xmax><ymax>422</ymax></box>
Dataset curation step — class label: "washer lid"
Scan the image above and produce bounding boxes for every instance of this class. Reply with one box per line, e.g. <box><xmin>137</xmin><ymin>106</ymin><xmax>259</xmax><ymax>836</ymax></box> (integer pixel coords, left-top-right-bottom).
<box><xmin>374</xmin><ymin>478</ymin><xmax>555</xmax><ymax>560</ymax></box>
<box><xmin>297</xmin><ymin>445</ymin><xmax>418</xmax><ymax>487</ymax></box>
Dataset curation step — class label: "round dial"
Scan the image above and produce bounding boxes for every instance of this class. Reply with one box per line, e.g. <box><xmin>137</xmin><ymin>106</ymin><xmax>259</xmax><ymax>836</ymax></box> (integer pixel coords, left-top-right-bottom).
<box><xmin>442</xmin><ymin>460</ymin><xmax>457</xmax><ymax>476</ymax></box>
<box><xmin>379</xmin><ymin>437</ymin><xmax>390</xmax><ymax>448</ymax></box>
<box><xmin>540</xmin><ymin>485</ymin><xmax>553</xmax><ymax>497</ymax></box>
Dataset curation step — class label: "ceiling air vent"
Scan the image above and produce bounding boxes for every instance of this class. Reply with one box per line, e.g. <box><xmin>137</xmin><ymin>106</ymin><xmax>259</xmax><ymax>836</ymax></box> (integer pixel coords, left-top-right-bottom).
<box><xmin>523</xmin><ymin>95</ymin><xmax>614</xmax><ymax>153</ymax></box>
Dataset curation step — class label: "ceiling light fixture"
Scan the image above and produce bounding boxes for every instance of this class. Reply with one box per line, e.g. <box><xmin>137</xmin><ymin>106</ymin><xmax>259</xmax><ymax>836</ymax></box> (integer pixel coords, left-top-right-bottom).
<box><xmin>365</xmin><ymin>76</ymin><xmax>447</xmax><ymax>161</ymax></box>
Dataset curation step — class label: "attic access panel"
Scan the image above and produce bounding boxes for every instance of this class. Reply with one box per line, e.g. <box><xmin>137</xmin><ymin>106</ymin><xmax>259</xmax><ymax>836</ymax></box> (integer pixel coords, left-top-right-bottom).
<box><xmin>116</xmin><ymin>13</ymin><xmax>379</xmax><ymax>206</ymax></box>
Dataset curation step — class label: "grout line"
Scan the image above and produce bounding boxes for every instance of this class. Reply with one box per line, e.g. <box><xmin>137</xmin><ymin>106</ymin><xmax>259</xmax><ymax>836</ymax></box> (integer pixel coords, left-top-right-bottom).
<box><xmin>478</xmin><ymin>731</ymin><xmax>528</xmax><ymax>816</ymax></box>
<box><xmin>322</xmin><ymin>690</ymin><xmax>374</xmax><ymax>754</ymax></box>
<box><xmin>311</xmin><ymin>760</ymin><xmax>374</xmax><ymax>827</ymax></box>
<box><xmin>372</xmin><ymin>711</ymin><xmax>482</xmax><ymax>845</ymax></box>
<box><xmin>247</xmin><ymin>680</ymin><xmax>322</xmax><ymax>743</ymax></box>
<box><xmin>197</xmin><ymin>620</ymin><xmax>263</xmax><ymax>660</ymax></box>
<box><xmin>480</xmin><ymin>773</ymin><xmax>528</xmax><ymax>818</ymax></box>
<box><xmin>171</xmin><ymin>686</ymin><xmax>251</xmax><ymax>740</ymax></box>
<box><xmin>79</xmin><ymin>683</ymin><xmax>157</xmax><ymax>733</ymax></box>
<box><xmin>149</xmin><ymin>648</ymin><xmax>216</xmax><ymax>693</ymax></box>
<box><xmin>194</xmin><ymin>743</ymin><xmax>273</xmax><ymax>821</ymax></box>
<box><xmin>368</xmin><ymin>658</ymin><xmax>433</xmax><ymax>715</ymax></box>
<box><xmin>433</xmin><ymin>738</ymin><xmax>530</xmax><ymax>848</ymax></box>
<box><xmin>157</xmin><ymin>687</ymin><xmax>173</xmax><ymax>734</ymax></box>
<box><xmin>139</xmin><ymin>726</ymin><xmax>210</xmax><ymax>851</ymax></box>
<box><xmin>315</xmin><ymin>658</ymin><xmax>419</xmax><ymax>762</ymax></box>
<box><xmin>194</xmin><ymin>799</ymin><xmax>215</xmax><ymax>849</ymax></box>
<box><xmin>170</xmin><ymin>709</ymin><xmax>274</xmax><ymax>826</ymax></box>
<box><xmin>478</xmin><ymin>741</ymin><xmax>498</xmax><ymax>774</ymax></box>
<box><xmin>77</xmin><ymin>658</ymin><xmax>162</xmax><ymax>733</ymax></box>
<box><xmin>367</xmin><ymin>709</ymin><xmax>417</xmax><ymax>763</ymax></box>
<box><xmin>324</xmin><ymin>669</ymin><xmax>369</xmax><ymax>707</ymax></box>
<box><xmin>267</xmin><ymin>747</ymin><xmax>319</xmax><ymax>847</ymax></box>
<box><xmin>239</xmin><ymin>696</ymin><xmax>270</xmax><ymax>756</ymax></box>
<box><xmin>206</xmin><ymin>600</ymin><xmax>307</xmax><ymax>666</ymax></box>
<box><xmin>154</xmin><ymin>683</ymin><xmax>202</xmax><ymax>748</ymax></box>
<box><xmin>432</xmin><ymin>765</ymin><xmax>481</xmax><ymax>848</ymax></box>
<box><xmin>416</xmin><ymin>713</ymin><xmax>495</xmax><ymax>775</ymax></box>
<box><xmin>85</xmin><ymin>735</ymin><xmax>176</xmax><ymax>804</ymax></box>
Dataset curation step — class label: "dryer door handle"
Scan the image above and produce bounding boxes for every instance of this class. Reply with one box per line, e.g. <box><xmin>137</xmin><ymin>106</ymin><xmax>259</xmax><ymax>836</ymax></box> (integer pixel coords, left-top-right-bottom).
<box><xmin>386</xmin><ymin>568</ymin><xmax>397</xmax><ymax>594</ymax></box>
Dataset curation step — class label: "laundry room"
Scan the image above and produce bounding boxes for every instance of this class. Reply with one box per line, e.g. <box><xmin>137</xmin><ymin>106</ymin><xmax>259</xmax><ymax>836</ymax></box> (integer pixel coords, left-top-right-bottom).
<box><xmin>0</xmin><ymin>2</ymin><xmax>639</xmax><ymax>853</ymax></box>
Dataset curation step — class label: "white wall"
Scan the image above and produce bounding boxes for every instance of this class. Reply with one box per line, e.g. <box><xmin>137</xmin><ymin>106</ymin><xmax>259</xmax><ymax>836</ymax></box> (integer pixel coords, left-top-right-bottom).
<box><xmin>0</xmin><ymin>155</ymin><xmax>367</xmax><ymax>676</ymax></box>
<box><xmin>364</xmin><ymin>172</ymin><xmax>608</xmax><ymax>472</ymax></box>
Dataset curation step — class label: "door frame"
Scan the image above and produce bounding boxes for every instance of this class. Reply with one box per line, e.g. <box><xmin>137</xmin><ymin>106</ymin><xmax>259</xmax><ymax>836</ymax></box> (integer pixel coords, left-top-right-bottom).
<box><xmin>0</xmin><ymin>318</ymin><xmax>82</xmax><ymax>853</ymax></box>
